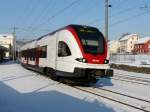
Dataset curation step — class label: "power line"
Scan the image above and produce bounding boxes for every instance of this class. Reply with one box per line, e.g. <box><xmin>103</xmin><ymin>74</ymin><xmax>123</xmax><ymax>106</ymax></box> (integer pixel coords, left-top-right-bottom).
<box><xmin>72</xmin><ymin>0</ymin><xmax>99</xmax><ymax>23</ymax></box>
<box><xmin>9</xmin><ymin>26</ymin><xmax>51</xmax><ymax>43</ymax></box>
<box><xmin>32</xmin><ymin>0</ymin><xmax>81</xmax><ymax>31</ymax></box>
<box><xmin>12</xmin><ymin>27</ymin><xmax>50</xmax><ymax>32</ymax></box>
<box><xmin>141</xmin><ymin>5</ymin><xmax>150</xmax><ymax>12</ymax></box>
<box><xmin>17</xmin><ymin>0</ymin><xmax>38</xmax><ymax>26</ymax></box>
<box><xmin>109</xmin><ymin>11</ymin><xmax>149</xmax><ymax>28</ymax></box>
<box><xmin>28</xmin><ymin>0</ymin><xmax>56</xmax><ymax>29</ymax></box>
<box><xmin>16</xmin><ymin>0</ymin><xmax>33</xmax><ymax>26</ymax></box>
<box><xmin>113</xmin><ymin>0</ymin><xmax>129</xmax><ymax>9</ymax></box>
<box><xmin>23</xmin><ymin>0</ymin><xmax>80</xmax><ymax>39</ymax></box>
<box><xmin>24</xmin><ymin>0</ymin><xmax>42</xmax><ymax>28</ymax></box>
<box><xmin>88</xmin><ymin>4</ymin><xmax>141</xmax><ymax>25</ymax></box>
<box><xmin>96</xmin><ymin>10</ymin><xmax>149</xmax><ymax>31</ymax></box>
<box><xmin>15</xmin><ymin>0</ymin><xmax>55</xmax><ymax>39</ymax></box>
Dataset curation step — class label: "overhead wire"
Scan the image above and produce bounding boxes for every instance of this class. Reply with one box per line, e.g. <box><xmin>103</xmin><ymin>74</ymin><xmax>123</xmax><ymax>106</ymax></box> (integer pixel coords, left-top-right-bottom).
<box><xmin>23</xmin><ymin>0</ymin><xmax>56</xmax><ymax>38</ymax></box>
<box><xmin>72</xmin><ymin>0</ymin><xmax>99</xmax><ymax>24</ymax></box>
<box><xmin>87</xmin><ymin>4</ymin><xmax>142</xmax><ymax>25</ymax></box>
<box><xmin>112</xmin><ymin>0</ymin><xmax>129</xmax><ymax>9</ymax></box>
<box><xmin>106</xmin><ymin>11</ymin><xmax>150</xmax><ymax>29</ymax></box>
<box><xmin>31</xmin><ymin>0</ymin><xmax>81</xmax><ymax>31</ymax></box>
<box><xmin>24</xmin><ymin>0</ymin><xmax>42</xmax><ymax>28</ymax></box>
<box><xmin>18</xmin><ymin>0</ymin><xmax>39</xmax><ymax>27</ymax></box>
<box><xmin>24</xmin><ymin>0</ymin><xmax>81</xmax><ymax>39</ymax></box>
<box><xmin>16</xmin><ymin>0</ymin><xmax>34</xmax><ymax>26</ymax></box>
<box><xmin>27</xmin><ymin>0</ymin><xmax>56</xmax><ymax>30</ymax></box>
<box><xmin>87</xmin><ymin>0</ymin><xmax>129</xmax><ymax>25</ymax></box>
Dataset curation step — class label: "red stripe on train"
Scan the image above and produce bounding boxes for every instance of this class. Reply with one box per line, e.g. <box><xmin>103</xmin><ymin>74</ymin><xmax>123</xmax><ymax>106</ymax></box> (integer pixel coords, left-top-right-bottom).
<box><xmin>67</xmin><ymin>26</ymin><xmax>107</xmax><ymax>64</ymax></box>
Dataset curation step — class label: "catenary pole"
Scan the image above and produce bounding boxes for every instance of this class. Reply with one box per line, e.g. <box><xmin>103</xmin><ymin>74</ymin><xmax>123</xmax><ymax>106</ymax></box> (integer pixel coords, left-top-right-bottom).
<box><xmin>105</xmin><ymin>0</ymin><xmax>109</xmax><ymax>41</ymax></box>
<box><xmin>12</xmin><ymin>26</ymin><xmax>16</xmax><ymax>62</ymax></box>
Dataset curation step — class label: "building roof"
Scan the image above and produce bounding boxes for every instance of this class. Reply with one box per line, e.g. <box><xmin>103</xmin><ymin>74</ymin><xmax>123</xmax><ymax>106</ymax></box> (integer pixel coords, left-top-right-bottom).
<box><xmin>0</xmin><ymin>34</ymin><xmax>14</xmax><ymax>38</ymax></box>
<box><xmin>134</xmin><ymin>37</ymin><xmax>150</xmax><ymax>44</ymax></box>
<box><xmin>108</xmin><ymin>40</ymin><xmax>118</xmax><ymax>45</ymax></box>
<box><xmin>119</xmin><ymin>33</ymin><xmax>138</xmax><ymax>41</ymax></box>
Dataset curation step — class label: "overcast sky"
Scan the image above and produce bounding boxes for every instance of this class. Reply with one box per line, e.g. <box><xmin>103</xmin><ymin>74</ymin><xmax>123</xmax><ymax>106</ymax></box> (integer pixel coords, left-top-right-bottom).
<box><xmin>0</xmin><ymin>0</ymin><xmax>150</xmax><ymax>41</ymax></box>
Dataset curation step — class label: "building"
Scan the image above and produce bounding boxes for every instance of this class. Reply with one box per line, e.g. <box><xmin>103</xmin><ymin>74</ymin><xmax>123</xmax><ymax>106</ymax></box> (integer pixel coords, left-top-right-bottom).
<box><xmin>0</xmin><ymin>45</ymin><xmax>8</xmax><ymax>61</ymax></box>
<box><xmin>0</xmin><ymin>34</ymin><xmax>14</xmax><ymax>58</ymax></box>
<box><xmin>133</xmin><ymin>37</ymin><xmax>150</xmax><ymax>54</ymax></box>
<box><xmin>119</xmin><ymin>33</ymin><xmax>139</xmax><ymax>54</ymax></box>
<box><xmin>108</xmin><ymin>40</ymin><xmax>120</xmax><ymax>54</ymax></box>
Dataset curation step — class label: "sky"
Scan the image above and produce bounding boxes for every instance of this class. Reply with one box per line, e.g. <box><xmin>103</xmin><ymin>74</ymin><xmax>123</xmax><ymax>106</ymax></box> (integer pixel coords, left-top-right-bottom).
<box><xmin>0</xmin><ymin>0</ymin><xmax>150</xmax><ymax>41</ymax></box>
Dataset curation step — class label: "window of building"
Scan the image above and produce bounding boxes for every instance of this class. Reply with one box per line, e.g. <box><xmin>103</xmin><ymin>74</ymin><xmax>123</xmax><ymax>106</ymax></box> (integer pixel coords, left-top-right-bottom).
<box><xmin>58</xmin><ymin>41</ymin><xmax>71</xmax><ymax>57</ymax></box>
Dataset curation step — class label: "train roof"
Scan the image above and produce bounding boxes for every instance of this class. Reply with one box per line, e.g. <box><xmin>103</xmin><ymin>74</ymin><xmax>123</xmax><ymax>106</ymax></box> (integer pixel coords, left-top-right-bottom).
<box><xmin>36</xmin><ymin>24</ymin><xmax>98</xmax><ymax>41</ymax></box>
<box><xmin>22</xmin><ymin>24</ymin><xmax>98</xmax><ymax>48</ymax></box>
<box><xmin>22</xmin><ymin>24</ymin><xmax>98</xmax><ymax>46</ymax></box>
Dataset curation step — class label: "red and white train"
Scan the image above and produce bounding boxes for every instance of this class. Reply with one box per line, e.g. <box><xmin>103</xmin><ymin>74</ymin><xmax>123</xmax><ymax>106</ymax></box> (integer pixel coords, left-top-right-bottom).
<box><xmin>20</xmin><ymin>24</ymin><xmax>113</xmax><ymax>83</ymax></box>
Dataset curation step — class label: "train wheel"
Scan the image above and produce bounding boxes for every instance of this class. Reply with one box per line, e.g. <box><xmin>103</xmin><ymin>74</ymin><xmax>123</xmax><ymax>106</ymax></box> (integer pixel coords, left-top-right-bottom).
<box><xmin>86</xmin><ymin>74</ymin><xmax>98</xmax><ymax>84</ymax></box>
<box><xmin>45</xmin><ymin>68</ymin><xmax>59</xmax><ymax>81</ymax></box>
<box><xmin>89</xmin><ymin>77</ymin><xmax>98</xmax><ymax>83</ymax></box>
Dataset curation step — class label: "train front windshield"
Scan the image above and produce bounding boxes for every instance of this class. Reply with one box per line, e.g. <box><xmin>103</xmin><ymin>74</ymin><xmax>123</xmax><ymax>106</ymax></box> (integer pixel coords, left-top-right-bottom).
<box><xmin>73</xmin><ymin>26</ymin><xmax>105</xmax><ymax>54</ymax></box>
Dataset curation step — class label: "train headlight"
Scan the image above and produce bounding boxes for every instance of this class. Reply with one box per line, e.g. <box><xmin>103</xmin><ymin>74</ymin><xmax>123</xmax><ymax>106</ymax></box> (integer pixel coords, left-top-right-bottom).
<box><xmin>104</xmin><ymin>59</ymin><xmax>109</xmax><ymax>64</ymax></box>
<box><xmin>76</xmin><ymin>58</ymin><xmax>87</xmax><ymax>63</ymax></box>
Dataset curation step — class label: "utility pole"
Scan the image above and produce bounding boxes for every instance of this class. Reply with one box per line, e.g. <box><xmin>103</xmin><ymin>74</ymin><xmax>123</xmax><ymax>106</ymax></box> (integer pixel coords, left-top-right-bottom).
<box><xmin>105</xmin><ymin>0</ymin><xmax>111</xmax><ymax>41</ymax></box>
<box><xmin>105</xmin><ymin>0</ymin><xmax>109</xmax><ymax>41</ymax></box>
<box><xmin>12</xmin><ymin>26</ymin><xmax>16</xmax><ymax>62</ymax></box>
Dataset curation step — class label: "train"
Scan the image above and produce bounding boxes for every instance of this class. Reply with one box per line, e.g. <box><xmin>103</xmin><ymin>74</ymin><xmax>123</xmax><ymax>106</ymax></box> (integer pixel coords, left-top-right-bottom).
<box><xmin>20</xmin><ymin>24</ymin><xmax>113</xmax><ymax>83</ymax></box>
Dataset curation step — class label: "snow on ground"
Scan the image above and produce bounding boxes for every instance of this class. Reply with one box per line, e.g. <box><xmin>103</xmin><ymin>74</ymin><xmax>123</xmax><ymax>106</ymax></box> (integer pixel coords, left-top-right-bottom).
<box><xmin>95</xmin><ymin>78</ymin><xmax>150</xmax><ymax>102</ymax></box>
<box><xmin>94</xmin><ymin>69</ymin><xmax>150</xmax><ymax>102</ymax></box>
<box><xmin>0</xmin><ymin>62</ymin><xmax>140</xmax><ymax>112</ymax></box>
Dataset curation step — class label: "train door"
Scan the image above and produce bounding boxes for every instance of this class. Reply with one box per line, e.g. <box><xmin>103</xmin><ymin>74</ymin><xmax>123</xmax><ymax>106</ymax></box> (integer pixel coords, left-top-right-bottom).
<box><xmin>27</xmin><ymin>57</ymin><xmax>29</xmax><ymax>64</ymax></box>
<box><xmin>35</xmin><ymin>47</ymin><xmax>40</xmax><ymax>66</ymax></box>
<box><xmin>56</xmin><ymin>40</ymin><xmax>73</xmax><ymax>74</ymax></box>
<box><xmin>26</xmin><ymin>50</ymin><xmax>29</xmax><ymax>64</ymax></box>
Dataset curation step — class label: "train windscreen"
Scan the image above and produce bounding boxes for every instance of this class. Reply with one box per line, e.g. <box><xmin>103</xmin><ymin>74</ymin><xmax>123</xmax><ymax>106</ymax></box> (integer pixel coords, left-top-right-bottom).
<box><xmin>72</xmin><ymin>25</ymin><xmax>105</xmax><ymax>54</ymax></box>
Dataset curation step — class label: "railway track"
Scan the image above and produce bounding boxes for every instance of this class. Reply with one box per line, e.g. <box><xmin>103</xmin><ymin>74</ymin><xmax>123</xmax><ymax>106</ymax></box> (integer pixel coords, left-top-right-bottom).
<box><xmin>72</xmin><ymin>86</ymin><xmax>150</xmax><ymax>112</ymax></box>
<box><xmin>113</xmin><ymin>73</ymin><xmax>150</xmax><ymax>85</ymax></box>
<box><xmin>38</xmin><ymin>71</ymin><xmax>150</xmax><ymax>111</ymax></box>
<box><xmin>111</xmin><ymin>77</ymin><xmax>150</xmax><ymax>86</ymax></box>
<box><xmin>115</xmin><ymin>73</ymin><xmax>150</xmax><ymax>83</ymax></box>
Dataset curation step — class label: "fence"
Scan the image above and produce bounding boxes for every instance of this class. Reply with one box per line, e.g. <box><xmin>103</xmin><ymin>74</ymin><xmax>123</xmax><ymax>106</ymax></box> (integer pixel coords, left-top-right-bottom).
<box><xmin>110</xmin><ymin>54</ymin><xmax>150</xmax><ymax>64</ymax></box>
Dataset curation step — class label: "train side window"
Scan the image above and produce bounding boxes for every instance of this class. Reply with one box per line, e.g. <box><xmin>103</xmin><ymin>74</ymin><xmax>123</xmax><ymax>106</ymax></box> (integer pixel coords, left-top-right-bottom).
<box><xmin>58</xmin><ymin>41</ymin><xmax>71</xmax><ymax>57</ymax></box>
<box><xmin>40</xmin><ymin>46</ymin><xmax>47</xmax><ymax>58</ymax></box>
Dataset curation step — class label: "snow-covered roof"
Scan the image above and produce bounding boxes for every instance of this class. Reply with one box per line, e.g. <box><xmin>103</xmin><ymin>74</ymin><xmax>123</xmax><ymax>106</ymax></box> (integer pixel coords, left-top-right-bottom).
<box><xmin>108</xmin><ymin>40</ymin><xmax>118</xmax><ymax>45</ymax></box>
<box><xmin>134</xmin><ymin>37</ymin><xmax>150</xmax><ymax>44</ymax></box>
<box><xmin>0</xmin><ymin>34</ymin><xmax>14</xmax><ymax>38</ymax></box>
<box><xmin>120</xmin><ymin>34</ymin><xmax>138</xmax><ymax>41</ymax></box>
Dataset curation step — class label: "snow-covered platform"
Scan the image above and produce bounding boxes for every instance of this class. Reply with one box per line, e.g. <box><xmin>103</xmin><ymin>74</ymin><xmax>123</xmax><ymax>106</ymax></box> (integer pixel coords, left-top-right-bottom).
<box><xmin>0</xmin><ymin>62</ymin><xmax>149</xmax><ymax>112</ymax></box>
